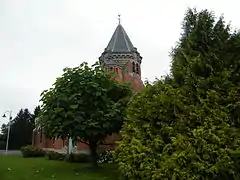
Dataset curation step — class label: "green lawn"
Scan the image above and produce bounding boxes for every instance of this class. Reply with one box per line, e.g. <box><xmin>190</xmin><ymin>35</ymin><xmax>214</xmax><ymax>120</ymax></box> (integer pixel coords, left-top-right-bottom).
<box><xmin>0</xmin><ymin>155</ymin><xmax>120</xmax><ymax>180</ymax></box>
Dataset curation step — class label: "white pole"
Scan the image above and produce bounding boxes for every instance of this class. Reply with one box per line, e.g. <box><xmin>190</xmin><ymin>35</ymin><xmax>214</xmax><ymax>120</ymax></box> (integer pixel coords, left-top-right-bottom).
<box><xmin>5</xmin><ymin>111</ymin><xmax>12</xmax><ymax>154</ymax></box>
<box><xmin>68</xmin><ymin>137</ymin><xmax>73</xmax><ymax>154</ymax></box>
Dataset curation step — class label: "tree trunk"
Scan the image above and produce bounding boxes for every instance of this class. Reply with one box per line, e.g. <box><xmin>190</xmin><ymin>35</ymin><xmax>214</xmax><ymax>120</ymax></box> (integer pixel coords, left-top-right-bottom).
<box><xmin>89</xmin><ymin>141</ymin><xmax>98</xmax><ymax>168</ymax></box>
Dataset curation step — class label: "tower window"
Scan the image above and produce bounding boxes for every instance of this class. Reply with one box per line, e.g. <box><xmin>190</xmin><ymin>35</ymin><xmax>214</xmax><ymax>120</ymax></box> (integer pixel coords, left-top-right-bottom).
<box><xmin>132</xmin><ymin>62</ymin><xmax>135</xmax><ymax>73</ymax></box>
<box><xmin>136</xmin><ymin>63</ymin><xmax>140</xmax><ymax>74</ymax></box>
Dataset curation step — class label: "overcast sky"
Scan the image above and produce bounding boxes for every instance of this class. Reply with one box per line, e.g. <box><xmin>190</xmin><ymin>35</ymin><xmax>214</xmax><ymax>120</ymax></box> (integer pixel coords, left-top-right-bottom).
<box><xmin>0</xmin><ymin>0</ymin><xmax>240</xmax><ymax>125</ymax></box>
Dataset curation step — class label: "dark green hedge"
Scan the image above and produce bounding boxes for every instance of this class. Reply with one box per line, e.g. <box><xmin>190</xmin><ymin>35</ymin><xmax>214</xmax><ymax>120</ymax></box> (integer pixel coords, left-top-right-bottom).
<box><xmin>21</xmin><ymin>145</ymin><xmax>45</xmax><ymax>158</ymax></box>
<box><xmin>46</xmin><ymin>151</ymin><xmax>91</xmax><ymax>163</ymax></box>
<box><xmin>115</xmin><ymin>8</ymin><xmax>240</xmax><ymax>180</ymax></box>
<box><xmin>46</xmin><ymin>151</ymin><xmax>65</xmax><ymax>161</ymax></box>
<box><xmin>68</xmin><ymin>153</ymin><xmax>90</xmax><ymax>163</ymax></box>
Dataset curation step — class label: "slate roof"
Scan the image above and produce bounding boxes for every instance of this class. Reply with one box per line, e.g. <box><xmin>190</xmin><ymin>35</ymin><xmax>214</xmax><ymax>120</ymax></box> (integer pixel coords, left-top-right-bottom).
<box><xmin>105</xmin><ymin>24</ymin><xmax>134</xmax><ymax>53</ymax></box>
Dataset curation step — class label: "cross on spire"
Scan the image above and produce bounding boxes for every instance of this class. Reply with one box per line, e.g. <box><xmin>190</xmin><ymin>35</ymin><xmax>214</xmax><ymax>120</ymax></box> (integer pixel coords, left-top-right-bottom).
<box><xmin>118</xmin><ymin>14</ymin><xmax>121</xmax><ymax>24</ymax></box>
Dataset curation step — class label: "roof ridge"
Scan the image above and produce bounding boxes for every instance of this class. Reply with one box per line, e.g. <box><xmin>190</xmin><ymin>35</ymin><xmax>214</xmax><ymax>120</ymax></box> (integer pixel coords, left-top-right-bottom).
<box><xmin>112</xmin><ymin>25</ymin><xmax>119</xmax><ymax>52</ymax></box>
<box><xmin>122</xmin><ymin>26</ymin><xmax>131</xmax><ymax>51</ymax></box>
<box><xmin>105</xmin><ymin>24</ymin><xmax>134</xmax><ymax>53</ymax></box>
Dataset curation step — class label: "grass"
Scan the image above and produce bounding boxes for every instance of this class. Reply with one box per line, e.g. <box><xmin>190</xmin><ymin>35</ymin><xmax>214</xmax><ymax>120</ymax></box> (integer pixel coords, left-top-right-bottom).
<box><xmin>0</xmin><ymin>155</ymin><xmax>120</xmax><ymax>180</ymax></box>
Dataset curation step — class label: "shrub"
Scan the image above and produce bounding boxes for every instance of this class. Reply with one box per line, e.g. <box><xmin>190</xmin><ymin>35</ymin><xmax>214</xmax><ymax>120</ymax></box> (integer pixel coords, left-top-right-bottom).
<box><xmin>21</xmin><ymin>145</ymin><xmax>45</xmax><ymax>158</ymax></box>
<box><xmin>115</xmin><ymin>8</ymin><xmax>240</xmax><ymax>180</ymax></box>
<box><xmin>68</xmin><ymin>153</ymin><xmax>91</xmax><ymax>163</ymax></box>
<box><xmin>229</xmin><ymin>150</ymin><xmax>240</xmax><ymax>174</ymax></box>
<box><xmin>46</xmin><ymin>151</ymin><xmax>91</xmax><ymax>163</ymax></box>
<box><xmin>46</xmin><ymin>151</ymin><xmax>65</xmax><ymax>161</ymax></box>
<box><xmin>98</xmin><ymin>150</ymin><xmax>114</xmax><ymax>164</ymax></box>
<box><xmin>116</xmin><ymin>79</ymin><xmax>240</xmax><ymax>179</ymax></box>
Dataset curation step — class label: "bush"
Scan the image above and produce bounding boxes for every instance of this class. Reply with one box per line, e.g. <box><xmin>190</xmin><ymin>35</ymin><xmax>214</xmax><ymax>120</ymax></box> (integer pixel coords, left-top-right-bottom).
<box><xmin>115</xmin><ymin>8</ymin><xmax>240</xmax><ymax>180</ymax></box>
<box><xmin>229</xmin><ymin>150</ymin><xmax>240</xmax><ymax>173</ymax></box>
<box><xmin>21</xmin><ymin>145</ymin><xmax>45</xmax><ymax>158</ymax></box>
<box><xmin>46</xmin><ymin>151</ymin><xmax>91</xmax><ymax>163</ymax></box>
<box><xmin>68</xmin><ymin>153</ymin><xmax>91</xmax><ymax>163</ymax></box>
<box><xmin>98</xmin><ymin>150</ymin><xmax>114</xmax><ymax>164</ymax></box>
<box><xmin>116</xmin><ymin>80</ymin><xmax>240</xmax><ymax>179</ymax></box>
<box><xmin>46</xmin><ymin>151</ymin><xmax>65</xmax><ymax>161</ymax></box>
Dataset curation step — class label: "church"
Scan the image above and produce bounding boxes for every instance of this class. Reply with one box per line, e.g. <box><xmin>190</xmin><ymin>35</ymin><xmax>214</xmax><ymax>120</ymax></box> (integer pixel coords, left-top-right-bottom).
<box><xmin>32</xmin><ymin>18</ymin><xmax>143</xmax><ymax>152</ymax></box>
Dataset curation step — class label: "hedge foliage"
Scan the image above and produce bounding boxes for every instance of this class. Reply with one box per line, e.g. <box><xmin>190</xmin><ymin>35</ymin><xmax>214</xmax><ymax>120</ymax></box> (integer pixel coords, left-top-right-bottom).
<box><xmin>46</xmin><ymin>151</ymin><xmax>91</xmax><ymax>163</ymax></box>
<box><xmin>46</xmin><ymin>151</ymin><xmax>65</xmax><ymax>161</ymax></box>
<box><xmin>115</xmin><ymin>8</ymin><xmax>240</xmax><ymax>180</ymax></box>
<box><xmin>21</xmin><ymin>145</ymin><xmax>45</xmax><ymax>158</ymax></box>
<box><xmin>98</xmin><ymin>150</ymin><xmax>114</xmax><ymax>164</ymax></box>
<box><xmin>68</xmin><ymin>153</ymin><xmax>91</xmax><ymax>163</ymax></box>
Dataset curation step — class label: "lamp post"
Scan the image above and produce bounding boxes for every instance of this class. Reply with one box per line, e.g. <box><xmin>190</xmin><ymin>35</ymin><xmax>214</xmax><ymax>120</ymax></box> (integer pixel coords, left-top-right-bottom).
<box><xmin>2</xmin><ymin>111</ymin><xmax>12</xmax><ymax>154</ymax></box>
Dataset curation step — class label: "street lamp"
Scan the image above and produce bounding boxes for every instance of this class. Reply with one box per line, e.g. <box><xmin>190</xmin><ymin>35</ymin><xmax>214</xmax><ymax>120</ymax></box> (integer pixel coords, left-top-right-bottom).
<box><xmin>2</xmin><ymin>111</ymin><xmax>12</xmax><ymax>154</ymax></box>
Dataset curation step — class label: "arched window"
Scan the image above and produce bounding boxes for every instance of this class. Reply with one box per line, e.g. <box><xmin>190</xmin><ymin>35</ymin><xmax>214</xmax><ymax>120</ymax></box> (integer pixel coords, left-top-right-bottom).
<box><xmin>110</xmin><ymin>67</ymin><xmax>113</xmax><ymax>71</ymax></box>
<box><xmin>132</xmin><ymin>62</ymin><xmax>135</xmax><ymax>73</ymax></box>
<box><xmin>115</xmin><ymin>68</ymin><xmax>118</xmax><ymax>73</ymax></box>
<box><xmin>136</xmin><ymin>63</ymin><xmax>140</xmax><ymax>74</ymax></box>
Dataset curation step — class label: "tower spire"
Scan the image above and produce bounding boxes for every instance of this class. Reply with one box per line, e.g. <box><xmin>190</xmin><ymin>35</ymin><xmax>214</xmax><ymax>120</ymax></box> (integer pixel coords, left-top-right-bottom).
<box><xmin>118</xmin><ymin>14</ymin><xmax>121</xmax><ymax>24</ymax></box>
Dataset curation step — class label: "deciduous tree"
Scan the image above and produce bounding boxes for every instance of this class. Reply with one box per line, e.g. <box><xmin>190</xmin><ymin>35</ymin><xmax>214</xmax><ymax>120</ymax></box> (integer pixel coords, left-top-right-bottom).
<box><xmin>39</xmin><ymin>62</ymin><xmax>132</xmax><ymax>167</ymax></box>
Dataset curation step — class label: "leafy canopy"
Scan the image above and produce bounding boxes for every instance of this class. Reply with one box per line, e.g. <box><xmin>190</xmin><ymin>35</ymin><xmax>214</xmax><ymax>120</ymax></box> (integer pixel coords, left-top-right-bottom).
<box><xmin>39</xmin><ymin>62</ymin><xmax>132</xmax><ymax>145</ymax></box>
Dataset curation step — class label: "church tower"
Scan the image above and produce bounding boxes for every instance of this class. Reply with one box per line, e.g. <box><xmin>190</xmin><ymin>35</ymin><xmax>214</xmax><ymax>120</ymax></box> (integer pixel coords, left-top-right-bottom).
<box><xmin>99</xmin><ymin>16</ymin><xmax>143</xmax><ymax>91</ymax></box>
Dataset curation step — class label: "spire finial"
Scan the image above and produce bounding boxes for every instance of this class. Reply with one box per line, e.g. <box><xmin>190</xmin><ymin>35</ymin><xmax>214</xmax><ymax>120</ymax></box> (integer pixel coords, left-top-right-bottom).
<box><xmin>118</xmin><ymin>14</ymin><xmax>121</xmax><ymax>24</ymax></box>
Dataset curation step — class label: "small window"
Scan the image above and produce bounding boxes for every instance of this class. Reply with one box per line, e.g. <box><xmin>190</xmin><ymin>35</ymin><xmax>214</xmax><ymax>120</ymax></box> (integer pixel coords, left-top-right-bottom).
<box><xmin>132</xmin><ymin>62</ymin><xmax>135</xmax><ymax>73</ymax></box>
<box><xmin>116</xmin><ymin>68</ymin><xmax>118</xmax><ymax>73</ymax></box>
<box><xmin>136</xmin><ymin>63</ymin><xmax>140</xmax><ymax>74</ymax></box>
